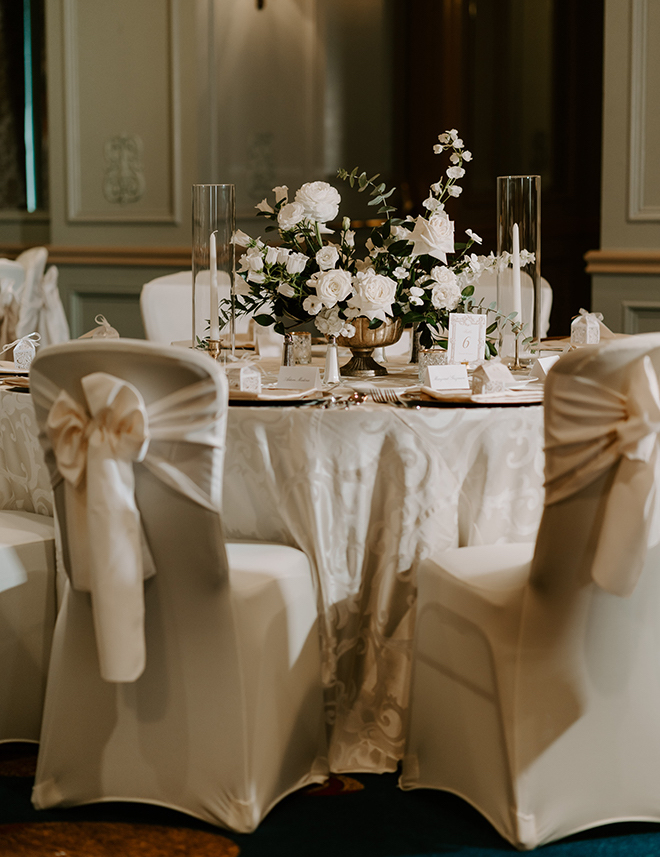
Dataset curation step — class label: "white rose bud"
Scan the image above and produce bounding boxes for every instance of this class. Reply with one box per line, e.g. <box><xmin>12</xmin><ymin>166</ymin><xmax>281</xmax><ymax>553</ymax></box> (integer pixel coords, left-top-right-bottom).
<box><xmin>315</xmin><ymin>245</ymin><xmax>340</xmax><ymax>271</ymax></box>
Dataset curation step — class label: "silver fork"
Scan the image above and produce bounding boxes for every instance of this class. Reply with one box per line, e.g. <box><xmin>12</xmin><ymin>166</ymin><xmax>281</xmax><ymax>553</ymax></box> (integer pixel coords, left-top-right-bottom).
<box><xmin>369</xmin><ymin>388</ymin><xmax>406</xmax><ymax>405</ymax></box>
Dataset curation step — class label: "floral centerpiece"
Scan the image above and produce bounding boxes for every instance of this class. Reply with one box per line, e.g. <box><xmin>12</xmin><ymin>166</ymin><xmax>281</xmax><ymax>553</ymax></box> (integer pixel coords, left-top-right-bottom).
<box><xmin>228</xmin><ymin>130</ymin><xmax>526</xmax><ymax>360</ymax></box>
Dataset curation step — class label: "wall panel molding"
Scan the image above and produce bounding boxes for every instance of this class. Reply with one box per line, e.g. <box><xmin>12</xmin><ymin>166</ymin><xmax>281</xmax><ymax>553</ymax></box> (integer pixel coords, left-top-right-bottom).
<box><xmin>0</xmin><ymin>244</ymin><xmax>190</xmax><ymax>267</ymax></box>
<box><xmin>63</xmin><ymin>0</ymin><xmax>181</xmax><ymax>224</ymax></box>
<box><xmin>622</xmin><ymin>300</ymin><xmax>660</xmax><ymax>333</ymax></box>
<box><xmin>585</xmin><ymin>248</ymin><xmax>660</xmax><ymax>274</ymax></box>
<box><xmin>629</xmin><ymin>0</ymin><xmax>660</xmax><ymax>221</ymax></box>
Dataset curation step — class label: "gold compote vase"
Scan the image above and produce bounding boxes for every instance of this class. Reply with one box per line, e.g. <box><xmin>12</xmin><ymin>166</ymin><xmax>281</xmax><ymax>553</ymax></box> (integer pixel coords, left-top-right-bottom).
<box><xmin>336</xmin><ymin>317</ymin><xmax>403</xmax><ymax>377</ymax></box>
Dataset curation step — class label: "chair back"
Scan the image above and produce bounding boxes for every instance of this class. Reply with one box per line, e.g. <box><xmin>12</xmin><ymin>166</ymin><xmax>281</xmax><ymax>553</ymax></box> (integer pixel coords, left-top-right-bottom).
<box><xmin>472</xmin><ymin>268</ymin><xmax>553</xmax><ymax>337</ymax></box>
<box><xmin>30</xmin><ymin>339</ymin><xmax>229</xmax><ymax>682</ymax></box>
<box><xmin>513</xmin><ymin>332</ymin><xmax>660</xmax><ymax>816</ymax></box>
<box><xmin>141</xmin><ymin>271</ymin><xmax>252</xmax><ymax>344</ymax></box>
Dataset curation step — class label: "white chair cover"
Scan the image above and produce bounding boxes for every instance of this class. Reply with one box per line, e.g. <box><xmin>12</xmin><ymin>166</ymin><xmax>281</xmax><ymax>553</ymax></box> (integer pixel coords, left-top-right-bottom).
<box><xmin>0</xmin><ymin>247</ymin><xmax>70</xmax><ymax>347</ymax></box>
<box><xmin>30</xmin><ymin>339</ymin><xmax>327</xmax><ymax>831</ymax></box>
<box><xmin>0</xmin><ymin>510</ymin><xmax>56</xmax><ymax>742</ymax></box>
<box><xmin>472</xmin><ymin>268</ymin><xmax>553</xmax><ymax>338</ymax></box>
<box><xmin>140</xmin><ymin>271</ymin><xmax>252</xmax><ymax>345</ymax></box>
<box><xmin>34</xmin><ymin>266</ymin><xmax>71</xmax><ymax>345</ymax></box>
<box><xmin>401</xmin><ymin>332</ymin><xmax>660</xmax><ymax>849</ymax></box>
<box><xmin>0</xmin><ymin>258</ymin><xmax>26</xmax><ymax>350</ymax></box>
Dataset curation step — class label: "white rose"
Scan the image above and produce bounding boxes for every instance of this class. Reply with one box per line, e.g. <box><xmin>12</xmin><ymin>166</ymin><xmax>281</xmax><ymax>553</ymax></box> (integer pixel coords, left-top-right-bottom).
<box><xmin>309</xmin><ymin>268</ymin><xmax>353</xmax><ymax>308</ymax></box>
<box><xmin>285</xmin><ymin>252</ymin><xmax>309</xmax><ymax>275</ymax></box>
<box><xmin>409</xmin><ymin>212</ymin><xmax>455</xmax><ymax>262</ymax></box>
<box><xmin>316</xmin><ymin>245</ymin><xmax>339</xmax><ymax>271</ymax></box>
<box><xmin>303</xmin><ymin>295</ymin><xmax>324</xmax><ymax>315</ymax></box>
<box><xmin>295</xmin><ymin>181</ymin><xmax>341</xmax><ymax>223</ymax></box>
<box><xmin>347</xmin><ymin>270</ymin><xmax>397</xmax><ymax>321</ymax></box>
<box><xmin>429</xmin><ymin>266</ymin><xmax>461</xmax><ymax>311</ymax></box>
<box><xmin>278</xmin><ymin>202</ymin><xmax>306</xmax><ymax>231</ymax></box>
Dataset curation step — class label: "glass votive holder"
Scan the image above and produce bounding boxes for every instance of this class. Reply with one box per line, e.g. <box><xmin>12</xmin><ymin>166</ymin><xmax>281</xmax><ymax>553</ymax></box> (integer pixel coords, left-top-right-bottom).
<box><xmin>291</xmin><ymin>331</ymin><xmax>312</xmax><ymax>364</ymax></box>
<box><xmin>418</xmin><ymin>346</ymin><xmax>447</xmax><ymax>383</ymax></box>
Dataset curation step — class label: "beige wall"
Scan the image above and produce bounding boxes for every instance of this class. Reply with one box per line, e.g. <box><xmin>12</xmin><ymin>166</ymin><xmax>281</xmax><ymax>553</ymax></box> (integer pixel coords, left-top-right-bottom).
<box><xmin>590</xmin><ymin>0</ymin><xmax>660</xmax><ymax>332</ymax></box>
<box><xmin>0</xmin><ymin>0</ymin><xmax>394</xmax><ymax>337</ymax></box>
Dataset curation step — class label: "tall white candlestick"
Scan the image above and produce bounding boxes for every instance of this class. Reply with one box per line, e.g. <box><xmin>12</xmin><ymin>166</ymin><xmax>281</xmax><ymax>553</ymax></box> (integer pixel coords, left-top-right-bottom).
<box><xmin>511</xmin><ymin>222</ymin><xmax>522</xmax><ymax>323</ymax></box>
<box><xmin>209</xmin><ymin>230</ymin><xmax>220</xmax><ymax>341</ymax></box>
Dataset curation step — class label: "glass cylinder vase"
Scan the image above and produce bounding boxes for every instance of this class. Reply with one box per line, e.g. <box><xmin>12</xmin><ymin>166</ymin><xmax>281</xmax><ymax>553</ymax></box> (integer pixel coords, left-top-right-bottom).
<box><xmin>496</xmin><ymin>175</ymin><xmax>541</xmax><ymax>365</ymax></box>
<box><xmin>192</xmin><ymin>184</ymin><xmax>236</xmax><ymax>358</ymax></box>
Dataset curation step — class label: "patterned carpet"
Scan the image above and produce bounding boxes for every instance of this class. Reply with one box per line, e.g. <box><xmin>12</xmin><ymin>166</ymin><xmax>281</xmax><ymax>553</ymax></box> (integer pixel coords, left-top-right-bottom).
<box><xmin>4</xmin><ymin>742</ymin><xmax>660</xmax><ymax>856</ymax></box>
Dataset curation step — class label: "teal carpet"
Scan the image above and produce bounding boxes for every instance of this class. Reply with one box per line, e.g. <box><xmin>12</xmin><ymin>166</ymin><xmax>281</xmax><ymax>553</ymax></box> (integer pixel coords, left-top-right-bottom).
<box><xmin>2</xmin><ymin>744</ymin><xmax>660</xmax><ymax>855</ymax></box>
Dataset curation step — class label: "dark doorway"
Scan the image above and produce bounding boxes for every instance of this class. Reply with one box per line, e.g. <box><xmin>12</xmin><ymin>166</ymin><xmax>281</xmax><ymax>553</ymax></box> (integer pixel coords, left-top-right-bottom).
<box><xmin>394</xmin><ymin>0</ymin><xmax>603</xmax><ymax>336</ymax></box>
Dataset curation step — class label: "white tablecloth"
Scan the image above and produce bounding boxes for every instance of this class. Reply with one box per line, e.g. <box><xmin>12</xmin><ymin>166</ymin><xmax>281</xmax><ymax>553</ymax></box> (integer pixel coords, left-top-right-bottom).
<box><xmin>0</xmin><ymin>388</ymin><xmax>545</xmax><ymax>772</ymax></box>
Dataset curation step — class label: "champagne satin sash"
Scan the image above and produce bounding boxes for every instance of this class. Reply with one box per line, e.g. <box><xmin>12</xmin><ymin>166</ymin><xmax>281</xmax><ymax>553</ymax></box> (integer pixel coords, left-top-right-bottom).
<box><xmin>544</xmin><ymin>355</ymin><xmax>660</xmax><ymax>596</ymax></box>
<box><xmin>31</xmin><ymin>368</ymin><xmax>226</xmax><ymax>682</ymax></box>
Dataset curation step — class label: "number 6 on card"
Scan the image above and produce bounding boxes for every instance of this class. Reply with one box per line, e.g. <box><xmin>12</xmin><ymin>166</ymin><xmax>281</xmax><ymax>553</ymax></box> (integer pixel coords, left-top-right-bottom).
<box><xmin>448</xmin><ymin>313</ymin><xmax>486</xmax><ymax>364</ymax></box>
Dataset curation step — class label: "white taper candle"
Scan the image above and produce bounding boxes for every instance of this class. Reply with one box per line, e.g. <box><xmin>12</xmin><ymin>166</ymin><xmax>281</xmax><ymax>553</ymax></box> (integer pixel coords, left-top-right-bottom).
<box><xmin>209</xmin><ymin>230</ymin><xmax>220</xmax><ymax>341</ymax></box>
<box><xmin>511</xmin><ymin>222</ymin><xmax>522</xmax><ymax>323</ymax></box>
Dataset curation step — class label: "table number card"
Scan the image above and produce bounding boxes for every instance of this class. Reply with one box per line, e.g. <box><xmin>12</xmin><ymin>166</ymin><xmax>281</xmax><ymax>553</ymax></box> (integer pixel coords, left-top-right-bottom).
<box><xmin>277</xmin><ymin>365</ymin><xmax>322</xmax><ymax>390</ymax></box>
<box><xmin>448</xmin><ymin>313</ymin><xmax>486</xmax><ymax>364</ymax></box>
<box><xmin>422</xmin><ymin>363</ymin><xmax>470</xmax><ymax>390</ymax></box>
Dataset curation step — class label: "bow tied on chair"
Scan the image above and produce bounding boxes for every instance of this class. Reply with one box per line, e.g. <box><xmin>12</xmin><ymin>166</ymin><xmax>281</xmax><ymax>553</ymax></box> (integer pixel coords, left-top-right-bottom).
<box><xmin>46</xmin><ymin>373</ymin><xmax>154</xmax><ymax>682</ymax></box>
<box><xmin>545</xmin><ymin>354</ymin><xmax>660</xmax><ymax>597</ymax></box>
<box><xmin>32</xmin><ymin>365</ymin><xmax>226</xmax><ymax>682</ymax></box>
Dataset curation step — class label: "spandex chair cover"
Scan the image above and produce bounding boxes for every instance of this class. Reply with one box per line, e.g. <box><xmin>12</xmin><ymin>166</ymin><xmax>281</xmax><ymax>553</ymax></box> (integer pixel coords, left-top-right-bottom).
<box><xmin>29</xmin><ymin>339</ymin><xmax>328</xmax><ymax>832</ymax></box>
<box><xmin>0</xmin><ymin>511</ymin><xmax>56</xmax><ymax>742</ymax></box>
<box><xmin>400</xmin><ymin>332</ymin><xmax>660</xmax><ymax>849</ymax></box>
<box><xmin>472</xmin><ymin>269</ymin><xmax>553</xmax><ymax>338</ymax></box>
<box><xmin>0</xmin><ymin>259</ymin><xmax>26</xmax><ymax>350</ymax></box>
<box><xmin>140</xmin><ymin>271</ymin><xmax>252</xmax><ymax>344</ymax></box>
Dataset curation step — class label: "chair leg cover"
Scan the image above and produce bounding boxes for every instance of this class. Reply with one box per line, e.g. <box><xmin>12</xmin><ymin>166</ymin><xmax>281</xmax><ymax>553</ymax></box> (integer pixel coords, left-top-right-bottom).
<box><xmin>0</xmin><ymin>511</ymin><xmax>56</xmax><ymax>743</ymax></box>
<box><xmin>31</xmin><ymin>541</ymin><xmax>328</xmax><ymax>833</ymax></box>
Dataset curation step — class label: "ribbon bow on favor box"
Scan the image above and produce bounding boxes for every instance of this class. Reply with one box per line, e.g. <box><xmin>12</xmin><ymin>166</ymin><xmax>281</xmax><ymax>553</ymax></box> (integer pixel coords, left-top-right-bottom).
<box><xmin>570</xmin><ymin>308</ymin><xmax>619</xmax><ymax>346</ymax></box>
<box><xmin>31</xmin><ymin>369</ymin><xmax>226</xmax><ymax>682</ymax></box>
<box><xmin>1</xmin><ymin>331</ymin><xmax>40</xmax><ymax>369</ymax></box>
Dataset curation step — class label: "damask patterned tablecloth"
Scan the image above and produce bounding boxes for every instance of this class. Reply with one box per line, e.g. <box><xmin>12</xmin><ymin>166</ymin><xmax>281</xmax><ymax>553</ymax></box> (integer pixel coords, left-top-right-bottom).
<box><xmin>0</xmin><ymin>388</ymin><xmax>545</xmax><ymax>774</ymax></box>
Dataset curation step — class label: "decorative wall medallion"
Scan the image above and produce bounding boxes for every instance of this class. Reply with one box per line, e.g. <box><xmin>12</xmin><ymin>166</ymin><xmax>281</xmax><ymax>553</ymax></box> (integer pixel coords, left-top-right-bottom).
<box><xmin>247</xmin><ymin>132</ymin><xmax>275</xmax><ymax>203</ymax></box>
<box><xmin>103</xmin><ymin>133</ymin><xmax>146</xmax><ymax>204</ymax></box>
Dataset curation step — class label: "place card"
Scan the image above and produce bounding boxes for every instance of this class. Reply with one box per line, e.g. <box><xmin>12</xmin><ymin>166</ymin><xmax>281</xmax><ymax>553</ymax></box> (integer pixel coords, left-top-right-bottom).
<box><xmin>471</xmin><ymin>360</ymin><xmax>515</xmax><ymax>395</ymax></box>
<box><xmin>422</xmin><ymin>363</ymin><xmax>470</xmax><ymax>390</ymax></box>
<box><xmin>277</xmin><ymin>365</ymin><xmax>322</xmax><ymax>390</ymax></box>
<box><xmin>447</xmin><ymin>313</ymin><xmax>486</xmax><ymax>364</ymax></box>
<box><xmin>530</xmin><ymin>354</ymin><xmax>560</xmax><ymax>382</ymax></box>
